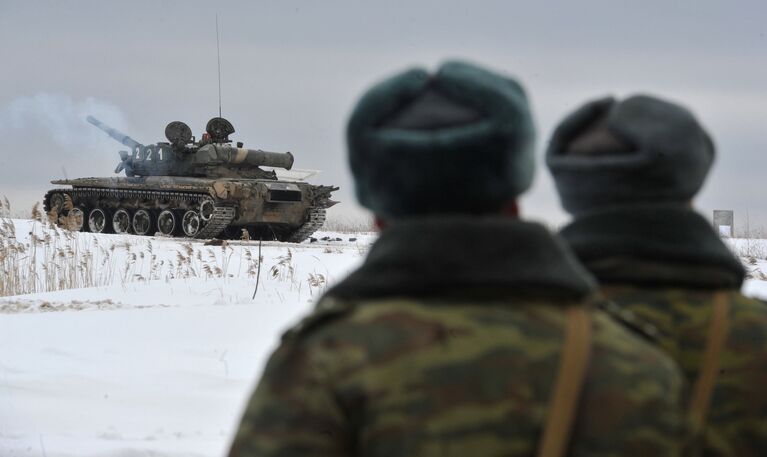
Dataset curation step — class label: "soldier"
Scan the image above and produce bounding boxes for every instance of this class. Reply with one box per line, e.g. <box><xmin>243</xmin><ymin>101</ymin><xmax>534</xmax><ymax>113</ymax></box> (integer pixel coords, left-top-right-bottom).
<box><xmin>229</xmin><ymin>63</ymin><xmax>685</xmax><ymax>457</ymax></box>
<box><xmin>547</xmin><ymin>95</ymin><xmax>767</xmax><ymax>457</ymax></box>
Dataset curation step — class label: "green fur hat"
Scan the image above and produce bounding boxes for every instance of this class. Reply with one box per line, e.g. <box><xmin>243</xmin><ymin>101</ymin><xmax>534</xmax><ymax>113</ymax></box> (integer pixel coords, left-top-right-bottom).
<box><xmin>546</xmin><ymin>95</ymin><xmax>715</xmax><ymax>215</ymax></box>
<box><xmin>346</xmin><ymin>60</ymin><xmax>536</xmax><ymax>218</ymax></box>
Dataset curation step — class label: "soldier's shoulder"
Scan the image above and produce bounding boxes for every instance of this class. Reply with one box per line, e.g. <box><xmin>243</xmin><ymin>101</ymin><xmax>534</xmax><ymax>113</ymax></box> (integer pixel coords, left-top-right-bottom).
<box><xmin>589</xmin><ymin>302</ymin><xmax>683</xmax><ymax>395</ymax></box>
<box><xmin>732</xmin><ymin>291</ymin><xmax>767</xmax><ymax>310</ymax></box>
<box><xmin>281</xmin><ymin>295</ymin><xmax>358</xmax><ymax>342</ymax></box>
<box><xmin>729</xmin><ymin>292</ymin><xmax>767</xmax><ymax>338</ymax></box>
<box><xmin>595</xmin><ymin>298</ymin><xmax>663</xmax><ymax>343</ymax></box>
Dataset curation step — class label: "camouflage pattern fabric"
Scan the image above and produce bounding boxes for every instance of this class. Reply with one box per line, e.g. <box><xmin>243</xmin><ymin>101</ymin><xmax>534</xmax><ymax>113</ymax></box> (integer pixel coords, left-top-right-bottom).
<box><xmin>599</xmin><ymin>285</ymin><xmax>767</xmax><ymax>457</ymax></box>
<box><xmin>228</xmin><ymin>297</ymin><xmax>684</xmax><ymax>457</ymax></box>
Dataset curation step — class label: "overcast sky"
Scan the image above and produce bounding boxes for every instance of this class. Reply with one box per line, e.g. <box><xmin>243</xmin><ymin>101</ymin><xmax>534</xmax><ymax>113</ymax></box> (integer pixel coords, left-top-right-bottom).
<box><xmin>1</xmin><ymin>0</ymin><xmax>765</xmax><ymax>231</ymax></box>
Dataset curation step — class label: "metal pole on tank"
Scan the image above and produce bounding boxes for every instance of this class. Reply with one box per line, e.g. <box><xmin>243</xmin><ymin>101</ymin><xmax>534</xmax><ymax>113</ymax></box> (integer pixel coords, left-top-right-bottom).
<box><xmin>216</xmin><ymin>13</ymin><xmax>222</xmax><ymax>118</ymax></box>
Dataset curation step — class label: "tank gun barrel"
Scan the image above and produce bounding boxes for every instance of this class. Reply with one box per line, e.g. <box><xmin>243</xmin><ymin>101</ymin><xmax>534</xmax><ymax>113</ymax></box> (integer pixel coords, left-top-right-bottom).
<box><xmin>86</xmin><ymin>116</ymin><xmax>143</xmax><ymax>150</ymax></box>
<box><xmin>213</xmin><ymin>145</ymin><xmax>295</xmax><ymax>170</ymax></box>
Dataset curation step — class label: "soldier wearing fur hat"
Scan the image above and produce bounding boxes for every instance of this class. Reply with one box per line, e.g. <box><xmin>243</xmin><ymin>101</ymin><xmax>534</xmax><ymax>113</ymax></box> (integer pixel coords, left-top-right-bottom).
<box><xmin>228</xmin><ymin>63</ymin><xmax>685</xmax><ymax>457</ymax></box>
<box><xmin>548</xmin><ymin>94</ymin><xmax>767</xmax><ymax>457</ymax></box>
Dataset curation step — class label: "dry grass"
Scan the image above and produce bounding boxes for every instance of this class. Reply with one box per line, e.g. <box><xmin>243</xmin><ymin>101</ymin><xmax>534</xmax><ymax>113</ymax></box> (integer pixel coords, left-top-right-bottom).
<box><xmin>0</xmin><ymin>199</ymin><xmax>272</xmax><ymax>298</ymax></box>
<box><xmin>269</xmin><ymin>249</ymin><xmax>295</xmax><ymax>282</ymax></box>
<box><xmin>0</xmin><ymin>197</ymin><xmax>366</xmax><ymax>300</ymax></box>
<box><xmin>0</xmin><ymin>196</ymin><xmax>10</xmax><ymax>218</ymax></box>
<box><xmin>734</xmin><ymin>238</ymin><xmax>767</xmax><ymax>260</ymax></box>
<box><xmin>307</xmin><ymin>273</ymin><xmax>327</xmax><ymax>296</ymax></box>
<box><xmin>731</xmin><ymin>212</ymin><xmax>767</xmax><ymax>260</ymax></box>
<box><xmin>0</xmin><ymin>204</ymin><xmax>97</xmax><ymax>297</ymax></box>
<box><xmin>744</xmin><ymin>256</ymin><xmax>767</xmax><ymax>281</ymax></box>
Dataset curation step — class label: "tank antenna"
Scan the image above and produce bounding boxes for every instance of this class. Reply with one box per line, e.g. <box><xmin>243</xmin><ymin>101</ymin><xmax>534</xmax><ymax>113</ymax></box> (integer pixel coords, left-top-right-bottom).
<box><xmin>216</xmin><ymin>13</ymin><xmax>222</xmax><ymax>118</ymax></box>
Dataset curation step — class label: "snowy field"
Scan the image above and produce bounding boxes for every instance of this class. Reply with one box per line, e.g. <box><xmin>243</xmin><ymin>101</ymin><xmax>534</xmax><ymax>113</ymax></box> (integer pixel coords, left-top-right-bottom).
<box><xmin>1</xmin><ymin>219</ymin><xmax>766</xmax><ymax>457</ymax></box>
<box><xmin>0</xmin><ymin>219</ymin><xmax>373</xmax><ymax>457</ymax></box>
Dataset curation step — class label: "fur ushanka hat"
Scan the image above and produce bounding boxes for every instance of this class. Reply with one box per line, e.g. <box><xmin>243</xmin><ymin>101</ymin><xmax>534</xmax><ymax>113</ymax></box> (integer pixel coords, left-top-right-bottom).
<box><xmin>346</xmin><ymin>60</ymin><xmax>536</xmax><ymax>219</ymax></box>
<box><xmin>546</xmin><ymin>95</ymin><xmax>715</xmax><ymax>215</ymax></box>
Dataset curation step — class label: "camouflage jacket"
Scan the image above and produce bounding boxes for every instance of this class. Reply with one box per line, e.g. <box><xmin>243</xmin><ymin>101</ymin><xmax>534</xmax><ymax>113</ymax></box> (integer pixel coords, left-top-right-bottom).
<box><xmin>561</xmin><ymin>206</ymin><xmax>767</xmax><ymax>457</ymax></box>
<box><xmin>229</xmin><ymin>217</ymin><xmax>685</xmax><ymax>457</ymax></box>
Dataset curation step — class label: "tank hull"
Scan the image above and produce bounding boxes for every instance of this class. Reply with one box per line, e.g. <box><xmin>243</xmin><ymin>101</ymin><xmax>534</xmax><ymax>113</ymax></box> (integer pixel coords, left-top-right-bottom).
<box><xmin>45</xmin><ymin>176</ymin><xmax>336</xmax><ymax>241</ymax></box>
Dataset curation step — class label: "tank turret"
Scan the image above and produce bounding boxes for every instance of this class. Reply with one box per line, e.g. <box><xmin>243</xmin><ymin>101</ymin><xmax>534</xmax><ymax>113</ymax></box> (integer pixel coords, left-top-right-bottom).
<box><xmin>87</xmin><ymin>116</ymin><xmax>296</xmax><ymax>179</ymax></box>
<box><xmin>44</xmin><ymin>115</ymin><xmax>338</xmax><ymax>242</ymax></box>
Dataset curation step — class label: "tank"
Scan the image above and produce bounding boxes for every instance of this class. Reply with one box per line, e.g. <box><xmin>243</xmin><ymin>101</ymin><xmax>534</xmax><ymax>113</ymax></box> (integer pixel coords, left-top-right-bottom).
<box><xmin>43</xmin><ymin>116</ymin><xmax>338</xmax><ymax>242</ymax></box>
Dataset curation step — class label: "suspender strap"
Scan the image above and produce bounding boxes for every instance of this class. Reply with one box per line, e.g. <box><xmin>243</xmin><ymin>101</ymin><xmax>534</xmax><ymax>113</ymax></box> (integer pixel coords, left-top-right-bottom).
<box><xmin>537</xmin><ymin>306</ymin><xmax>593</xmax><ymax>457</ymax></box>
<box><xmin>690</xmin><ymin>291</ymin><xmax>730</xmax><ymax>433</ymax></box>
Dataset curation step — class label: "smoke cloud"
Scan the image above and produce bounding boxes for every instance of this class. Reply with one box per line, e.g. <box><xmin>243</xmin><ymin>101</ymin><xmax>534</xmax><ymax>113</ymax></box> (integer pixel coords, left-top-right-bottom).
<box><xmin>0</xmin><ymin>94</ymin><xmax>130</xmax><ymax>209</ymax></box>
<box><xmin>0</xmin><ymin>93</ymin><xmax>129</xmax><ymax>152</ymax></box>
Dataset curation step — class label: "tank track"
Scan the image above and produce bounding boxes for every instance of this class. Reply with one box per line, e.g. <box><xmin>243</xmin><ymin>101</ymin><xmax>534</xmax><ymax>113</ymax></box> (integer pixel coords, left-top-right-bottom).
<box><xmin>43</xmin><ymin>187</ymin><xmax>235</xmax><ymax>240</ymax></box>
<box><xmin>284</xmin><ymin>208</ymin><xmax>326</xmax><ymax>243</ymax></box>
<box><xmin>195</xmin><ymin>206</ymin><xmax>236</xmax><ymax>239</ymax></box>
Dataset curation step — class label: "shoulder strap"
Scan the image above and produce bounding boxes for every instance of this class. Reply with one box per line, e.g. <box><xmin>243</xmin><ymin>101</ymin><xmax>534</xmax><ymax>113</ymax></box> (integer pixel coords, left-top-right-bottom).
<box><xmin>537</xmin><ymin>306</ymin><xmax>593</xmax><ymax>457</ymax></box>
<box><xmin>689</xmin><ymin>291</ymin><xmax>731</xmax><ymax>433</ymax></box>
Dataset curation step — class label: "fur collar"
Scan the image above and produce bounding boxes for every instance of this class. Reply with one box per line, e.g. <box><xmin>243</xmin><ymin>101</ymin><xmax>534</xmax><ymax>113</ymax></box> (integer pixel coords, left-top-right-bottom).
<box><xmin>561</xmin><ymin>205</ymin><xmax>745</xmax><ymax>288</ymax></box>
<box><xmin>326</xmin><ymin>216</ymin><xmax>596</xmax><ymax>301</ymax></box>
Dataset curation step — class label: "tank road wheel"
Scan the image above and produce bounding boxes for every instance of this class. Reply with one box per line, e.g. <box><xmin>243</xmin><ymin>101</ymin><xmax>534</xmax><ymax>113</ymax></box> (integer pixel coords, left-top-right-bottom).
<box><xmin>112</xmin><ymin>209</ymin><xmax>132</xmax><ymax>234</ymax></box>
<box><xmin>49</xmin><ymin>193</ymin><xmax>66</xmax><ymax>214</ymax></box>
<box><xmin>68</xmin><ymin>208</ymin><xmax>85</xmax><ymax>231</ymax></box>
<box><xmin>132</xmin><ymin>209</ymin><xmax>154</xmax><ymax>236</ymax></box>
<box><xmin>200</xmin><ymin>198</ymin><xmax>215</xmax><ymax>222</ymax></box>
<box><xmin>88</xmin><ymin>208</ymin><xmax>111</xmax><ymax>234</ymax></box>
<box><xmin>181</xmin><ymin>210</ymin><xmax>201</xmax><ymax>237</ymax></box>
<box><xmin>157</xmin><ymin>210</ymin><xmax>179</xmax><ymax>236</ymax></box>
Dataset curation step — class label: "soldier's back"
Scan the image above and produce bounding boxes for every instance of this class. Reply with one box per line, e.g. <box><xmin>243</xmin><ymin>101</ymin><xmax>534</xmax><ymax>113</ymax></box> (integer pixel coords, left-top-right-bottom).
<box><xmin>230</xmin><ymin>295</ymin><xmax>684</xmax><ymax>457</ymax></box>
<box><xmin>600</xmin><ymin>285</ymin><xmax>767</xmax><ymax>457</ymax></box>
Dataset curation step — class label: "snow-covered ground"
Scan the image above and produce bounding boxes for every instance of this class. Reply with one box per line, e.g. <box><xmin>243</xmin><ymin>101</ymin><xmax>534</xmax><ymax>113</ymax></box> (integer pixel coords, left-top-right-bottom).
<box><xmin>1</xmin><ymin>220</ymin><xmax>766</xmax><ymax>457</ymax></box>
<box><xmin>723</xmin><ymin>237</ymin><xmax>767</xmax><ymax>298</ymax></box>
<box><xmin>0</xmin><ymin>220</ymin><xmax>373</xmax><ymax>457</ymax></box>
